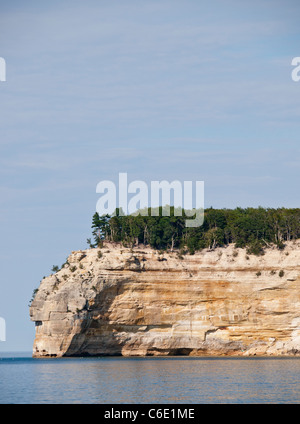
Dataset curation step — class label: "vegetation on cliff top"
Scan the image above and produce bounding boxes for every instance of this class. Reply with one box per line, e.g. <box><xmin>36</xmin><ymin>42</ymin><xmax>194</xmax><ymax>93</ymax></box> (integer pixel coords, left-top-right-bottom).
<box><xmin>89</xmin><ymin>207</ymin><xmax>300</xmax><ymax>255</ymax></box>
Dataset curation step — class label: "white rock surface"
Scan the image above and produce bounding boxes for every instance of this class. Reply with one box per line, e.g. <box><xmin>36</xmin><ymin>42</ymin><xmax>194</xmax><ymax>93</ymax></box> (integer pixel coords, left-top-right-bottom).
<box><xmin>30</xmin><ymin>241</ymin><xmax>300</xmax><ymax>357</ymax></box>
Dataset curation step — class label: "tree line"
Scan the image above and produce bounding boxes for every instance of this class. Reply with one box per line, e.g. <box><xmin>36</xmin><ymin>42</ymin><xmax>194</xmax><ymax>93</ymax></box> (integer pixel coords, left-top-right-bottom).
<box><xmin>88</xmin><ymin>207</ymin><xmax>300</xmax><ymax>255</ymax></box>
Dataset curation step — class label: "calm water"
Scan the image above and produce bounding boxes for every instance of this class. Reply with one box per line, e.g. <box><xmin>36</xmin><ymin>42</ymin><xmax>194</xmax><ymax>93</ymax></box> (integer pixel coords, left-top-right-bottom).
<box><xmin>0</xmin><ymin>353</ymin><xmax>300</xmax><ymax>403</ymax></box>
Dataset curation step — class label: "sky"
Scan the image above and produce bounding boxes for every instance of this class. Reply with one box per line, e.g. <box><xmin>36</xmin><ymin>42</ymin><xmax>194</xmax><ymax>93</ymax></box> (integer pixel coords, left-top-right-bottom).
<box><xmin>0</xmin><ymin>0</ymin><xmax>300</xmax><ymax>351</ymax></box>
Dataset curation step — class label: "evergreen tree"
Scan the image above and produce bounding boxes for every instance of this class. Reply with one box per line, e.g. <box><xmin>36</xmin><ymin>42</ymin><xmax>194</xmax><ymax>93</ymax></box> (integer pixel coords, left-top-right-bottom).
<box><xmin>88</xmin><ymin>207</ymin><xmax>300</xmax><ymax>255</ymax></box>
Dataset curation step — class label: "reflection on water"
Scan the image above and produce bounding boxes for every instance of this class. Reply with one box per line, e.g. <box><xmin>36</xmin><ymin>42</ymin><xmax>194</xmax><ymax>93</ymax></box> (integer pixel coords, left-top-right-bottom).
<box><xmin>0</xmin><ymin>356</ymin><xmax>300</xmax><ymax>403</ymax></box>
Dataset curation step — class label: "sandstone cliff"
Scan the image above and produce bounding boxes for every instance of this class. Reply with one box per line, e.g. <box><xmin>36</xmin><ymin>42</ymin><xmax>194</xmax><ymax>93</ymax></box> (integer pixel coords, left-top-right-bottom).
<box><xmin>30</xmin><ymin>242</ymin><xmax>300</xmax><ymax>357</ymax></box>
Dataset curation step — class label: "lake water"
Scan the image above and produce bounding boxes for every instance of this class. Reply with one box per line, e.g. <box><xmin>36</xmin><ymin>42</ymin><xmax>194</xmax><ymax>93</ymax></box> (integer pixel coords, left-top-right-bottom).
<box><xmin>0</xmin><ymin>353</ymin><xmax>300</xmax><ymax>403</ymax></box>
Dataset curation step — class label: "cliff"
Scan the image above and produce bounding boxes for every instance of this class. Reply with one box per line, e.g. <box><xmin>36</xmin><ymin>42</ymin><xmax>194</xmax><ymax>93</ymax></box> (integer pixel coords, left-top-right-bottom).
<box><xmin>30</xmin><ymin>242</ymin><xmax>300</xmax><ymax>357</ymax></box>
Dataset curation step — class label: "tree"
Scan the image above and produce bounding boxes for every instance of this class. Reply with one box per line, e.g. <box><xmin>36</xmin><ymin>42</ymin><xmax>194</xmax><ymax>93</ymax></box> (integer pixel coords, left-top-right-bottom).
<box><xmin>92</xmin><ymin>212</ymin><xmax>110</xmax><ymax>245</ymax></box>
<box><xmin>86</xmin><ymin>238</ymin><xmax>95</xmax><ymax>248</ymax></box>
<box><xmin>88</xmin><ymin>207</ymin><xmax>300</xmax><ymax>254</ymax></box>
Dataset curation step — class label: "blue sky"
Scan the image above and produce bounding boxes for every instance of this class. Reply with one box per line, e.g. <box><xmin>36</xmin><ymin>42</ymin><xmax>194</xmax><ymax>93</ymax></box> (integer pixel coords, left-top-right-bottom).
<box><xmin>0</xmin><ymin>0</ymin><xmax>300</xmax><ymax>351</ymax></box>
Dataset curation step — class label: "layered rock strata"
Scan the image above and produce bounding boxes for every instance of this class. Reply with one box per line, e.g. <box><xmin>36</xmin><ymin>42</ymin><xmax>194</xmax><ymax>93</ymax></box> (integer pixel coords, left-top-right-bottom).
<box><xmin>30</xmin><ymin>242</ymin><xmax>300</xmax><ymax>357</ymax></box>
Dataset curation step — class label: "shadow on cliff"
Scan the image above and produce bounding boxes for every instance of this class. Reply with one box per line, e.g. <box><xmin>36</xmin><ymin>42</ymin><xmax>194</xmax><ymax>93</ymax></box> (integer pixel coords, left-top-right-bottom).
<box><xmin>64</xmin><ymin>278</ymin><xmax>132</xmax><ymax>357</ymax></box>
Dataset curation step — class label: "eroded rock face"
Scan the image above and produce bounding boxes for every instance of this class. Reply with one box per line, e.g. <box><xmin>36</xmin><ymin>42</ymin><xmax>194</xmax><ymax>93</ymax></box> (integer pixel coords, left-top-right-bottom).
<box><xmin>30</xmin><ymin>242</ymin><xmax>300</xmax><ymax>357</ymax></box>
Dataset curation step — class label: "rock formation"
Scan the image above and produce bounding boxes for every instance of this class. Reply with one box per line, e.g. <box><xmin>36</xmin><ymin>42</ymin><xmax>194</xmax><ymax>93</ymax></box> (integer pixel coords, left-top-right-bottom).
<box><xmin>30</xmin><ymin>242</ymin><xmax>300</xmax><ymax>357</ymax></box>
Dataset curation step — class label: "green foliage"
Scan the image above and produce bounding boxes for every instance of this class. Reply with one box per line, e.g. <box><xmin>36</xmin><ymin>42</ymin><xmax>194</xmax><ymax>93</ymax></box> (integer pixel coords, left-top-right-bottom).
<box><xmin>29</xmin><ymin>288</ymin><xmax>39</xmax><ymax>306</ymax></box>
<box><xmin>92</xmin><ymin>213</ymin><xmax>110</xmax><ymax>246</ymax></box>
<box><xmin>86</xmin><ymin>238</ymin><xmax>96</xmax><ymax>248</ymax></box>
<box><xmin>51</xmin><ymin>265</ymin><xmax>59</xmax><ymax>273</ymax></box>
<box><xmin>276</xmin><ymin>240</ymin><xmax>285</xmax><ymax>250</ymax></box>
<box><xmin>246</xmin><ymin>240</ymin><xmax>265</xmax><ymax>256</ymax></box>
<box><xmin>61</xmin><ymin>258</ymin><xmax>69</xmax><ymax>268</ymax></box>
<box><xmin>89</xmin><ymin>206</ymin><xmax>300</xmax><ymax>254</ymax></box>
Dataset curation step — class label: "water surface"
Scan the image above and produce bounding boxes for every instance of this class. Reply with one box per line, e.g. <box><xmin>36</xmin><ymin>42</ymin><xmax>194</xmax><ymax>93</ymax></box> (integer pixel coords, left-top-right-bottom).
<box><xmin>0</xmin><ymin>354</ymin><xmax>300</xmax><ymax>403</ymax></box>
